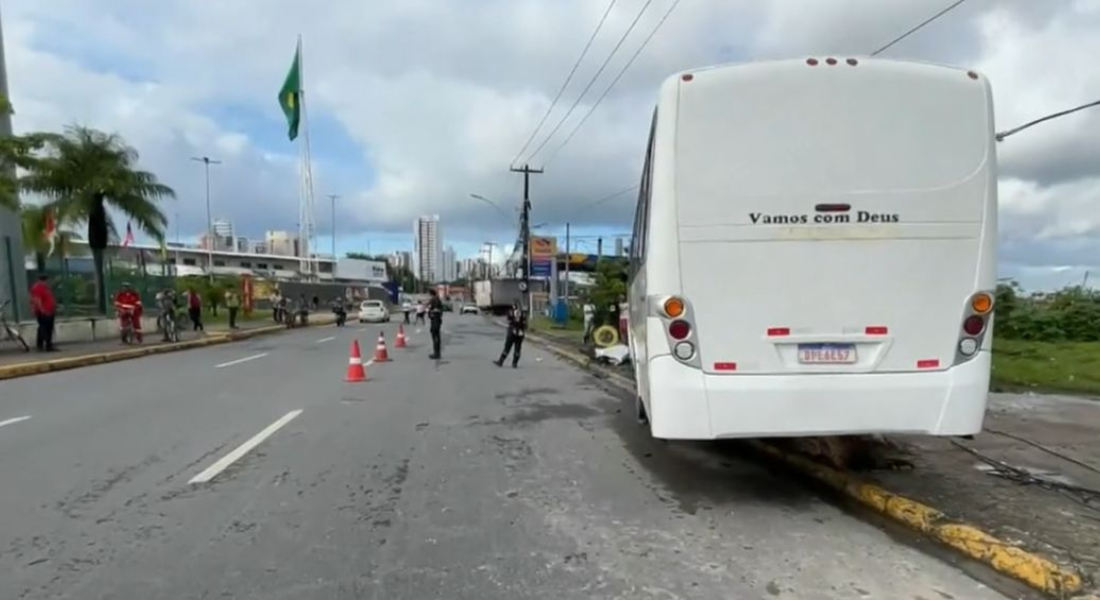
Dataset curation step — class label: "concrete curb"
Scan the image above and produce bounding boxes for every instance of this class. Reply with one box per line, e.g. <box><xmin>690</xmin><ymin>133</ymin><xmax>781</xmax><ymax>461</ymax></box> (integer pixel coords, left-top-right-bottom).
<box><xmin>524</xmin><ymin>329</ymin><xmax>1091</xmax><ymax>599</ymax></box>
<box><xmin>0</xmin><ymin>318</ymin><xmax>337</xmax><ymax>382</ymax></box>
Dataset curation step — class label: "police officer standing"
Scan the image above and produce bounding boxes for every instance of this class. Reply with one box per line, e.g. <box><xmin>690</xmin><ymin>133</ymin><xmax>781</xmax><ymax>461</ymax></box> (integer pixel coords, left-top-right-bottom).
<box><xmin>494</xmin><ymin>300</ymin><xmax>527</xmax><ymax>368</ymax></box>
<box><xmin>427</xmin><ymin>289</ymin><xmax>444</xmax><ymax>359</ymax></box>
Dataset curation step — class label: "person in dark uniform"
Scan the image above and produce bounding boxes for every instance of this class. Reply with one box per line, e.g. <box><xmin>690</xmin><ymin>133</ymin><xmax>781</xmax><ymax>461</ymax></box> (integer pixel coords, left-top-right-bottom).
<box><xmin>427</xmin><ymin>289</ymin><xmax>444</xmax><ymax>359</ymax></box>
<box><xmin>494</xmin><ymin>300</ymin><xmax>527</xmax><ymax>368</ymax></box>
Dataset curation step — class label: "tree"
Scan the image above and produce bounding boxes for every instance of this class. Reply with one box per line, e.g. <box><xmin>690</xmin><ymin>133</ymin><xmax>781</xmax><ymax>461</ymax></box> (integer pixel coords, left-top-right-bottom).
<box><xmin>590</xmin><ymin>260</ymin><xmax>627</xmax><ymax>322</ymax></box>
<box><xmin>20</xmin><ymin>126</ymin><xmax>174</xmax><ymax>312</ymax></box>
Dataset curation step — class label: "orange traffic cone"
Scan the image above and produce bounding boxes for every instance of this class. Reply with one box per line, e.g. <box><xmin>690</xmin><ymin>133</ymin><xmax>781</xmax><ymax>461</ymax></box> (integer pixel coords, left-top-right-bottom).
<box><xmin>395</xmin><ymin>324</ymin><xmax>408</xmax><ymax>348</ymax></box>
<box><xmin>345</xmin><ymin>340</ymin><xmax>368</xmax><ymax>382</ymax></box>
<box><xmin>373</xmin><ymin>332</ymin><xmax>390</xmax><ymax>362</ymax></box>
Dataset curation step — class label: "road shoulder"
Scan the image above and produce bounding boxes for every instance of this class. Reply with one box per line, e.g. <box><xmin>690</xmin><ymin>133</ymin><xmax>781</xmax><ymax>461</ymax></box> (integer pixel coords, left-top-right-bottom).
<box><xmin>520</xmin><ymin>325</ymin><xmax>1097</xmax><ymax>599</ymax></box>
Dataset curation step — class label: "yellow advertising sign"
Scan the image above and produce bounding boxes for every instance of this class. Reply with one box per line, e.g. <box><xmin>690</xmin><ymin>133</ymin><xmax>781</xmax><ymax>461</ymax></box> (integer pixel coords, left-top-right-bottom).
<box><xmin>529</xmin><ymin>236</ymin><xmax>557</xmax><ymax>258</ymax></box>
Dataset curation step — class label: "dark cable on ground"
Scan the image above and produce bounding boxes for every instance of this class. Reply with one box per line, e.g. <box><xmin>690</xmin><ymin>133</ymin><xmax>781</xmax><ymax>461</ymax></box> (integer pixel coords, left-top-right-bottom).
<box><xmin>509</xmin><ymin>0</ymin><xmax>620</xmax><ymax>169</ymax></box>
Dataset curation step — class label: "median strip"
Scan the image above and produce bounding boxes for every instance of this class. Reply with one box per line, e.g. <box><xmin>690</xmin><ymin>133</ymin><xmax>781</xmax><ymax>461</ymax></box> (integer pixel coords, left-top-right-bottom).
<box><xmin>522</xmin><ymin>329</ymin><xmax>1091</xmax><ymax>599</ymax></box>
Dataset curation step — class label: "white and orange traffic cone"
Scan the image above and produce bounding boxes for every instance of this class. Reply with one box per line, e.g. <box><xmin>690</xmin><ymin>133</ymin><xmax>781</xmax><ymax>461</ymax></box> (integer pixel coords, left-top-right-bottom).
<box><xmin>373</xmin><ymin>331</ymin><xmax>390</xmax><ymax>362</ymax></box>
<box><xmin>395</xmin><ymin>324</ymin><xmax>408</xmax><ymax>348</ymax></box>
<box><xmin>345</xmin><ymin>340</ymin><xmax>368</xmax><ymax>382</ymax></box>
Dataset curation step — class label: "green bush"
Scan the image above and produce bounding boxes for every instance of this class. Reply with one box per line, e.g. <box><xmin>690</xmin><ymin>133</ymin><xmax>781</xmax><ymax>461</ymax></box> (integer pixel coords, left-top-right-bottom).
<box><xmin>995</xmin><ymin>281</ymin><xmax>1100</xmax><ymax>342</ymax></box>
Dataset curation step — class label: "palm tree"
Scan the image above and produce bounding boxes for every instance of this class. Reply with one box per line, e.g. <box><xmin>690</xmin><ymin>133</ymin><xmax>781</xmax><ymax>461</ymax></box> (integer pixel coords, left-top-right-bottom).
<box><xmin>20</xmin><ymin>126</ymin><xmax>174</xmax><ymax>312</ymax></box>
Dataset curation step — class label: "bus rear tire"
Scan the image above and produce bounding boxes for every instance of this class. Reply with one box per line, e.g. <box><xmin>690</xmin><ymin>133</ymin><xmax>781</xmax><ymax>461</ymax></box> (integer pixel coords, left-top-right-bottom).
<box><xmin>635</xmin><ymin>393</ymin><xmax>648</xmax><ymax>425</ymax></box>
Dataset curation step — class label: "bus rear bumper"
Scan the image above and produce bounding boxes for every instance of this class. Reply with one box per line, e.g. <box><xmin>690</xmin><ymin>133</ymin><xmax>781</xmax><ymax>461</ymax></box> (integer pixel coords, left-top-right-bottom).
<box><xmin>646</xmin><ymin>353</ymin><xmax>991</xmax><ymax>439</ymax></box>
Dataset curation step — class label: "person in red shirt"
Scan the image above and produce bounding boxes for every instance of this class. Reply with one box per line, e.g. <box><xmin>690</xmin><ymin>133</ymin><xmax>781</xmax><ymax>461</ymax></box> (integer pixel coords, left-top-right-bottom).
<box><xmin>186</xmin><ymin>287</ymin><xmax>204</xmax><ymax>331</ymax></box>
<box><xmin>29</xmin><ymin>274</ymin><xmax>58</xmax><ymax>352</ymax></box>
<box><xmin>113</xmin><ymin>282</ymin><xmax>144</xmax><ymax>343</ymax></box>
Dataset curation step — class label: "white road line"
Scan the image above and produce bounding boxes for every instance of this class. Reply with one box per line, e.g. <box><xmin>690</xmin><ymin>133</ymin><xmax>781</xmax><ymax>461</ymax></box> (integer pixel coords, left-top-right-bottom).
<box><xmin>315</xmin><ymin>336</ymin><xmax>336</xmax><ymax>344</ymax></box>
<box><xmin>0</xmin><ymin>415</ymin><xmax>31</xmax><ymax>429</ymax></box>
<box><xmin>214</xmin><ymin>353</ymin><xmax>268</xmax><ymax>369</ymax></box>
<box><xmin>189</xmin><ymin>409</ymin><xmax>303</xmax><ymax>484</ymax></box>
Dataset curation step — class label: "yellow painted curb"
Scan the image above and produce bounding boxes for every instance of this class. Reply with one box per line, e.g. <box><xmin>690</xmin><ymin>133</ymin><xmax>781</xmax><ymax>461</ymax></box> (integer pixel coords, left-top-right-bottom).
<box><xmin>0</xmin><ymin>317</ymin><xmax>336</xmax><ymax>381</ymax></box>
<box><xmin>524</xmin><ymin>331</ymin><xmax>1089</xmax><ymax>599</ymax></box>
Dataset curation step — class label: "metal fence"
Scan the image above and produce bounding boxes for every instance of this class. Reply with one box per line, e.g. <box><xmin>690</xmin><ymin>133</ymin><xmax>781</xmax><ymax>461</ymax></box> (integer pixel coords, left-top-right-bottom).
<box><xmin>24</xmin><ymin>261</ymin><xmax>174</xmax><ymax>318</ymax></box>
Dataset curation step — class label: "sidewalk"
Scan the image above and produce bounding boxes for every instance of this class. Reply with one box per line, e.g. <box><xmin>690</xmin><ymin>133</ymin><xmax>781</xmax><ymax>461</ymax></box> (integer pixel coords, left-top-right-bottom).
<box><xmin>0</xmin><ymin>319</ymin><xmax>275</xmax><ymax>369</ymax></box>
<box><xmin>525</xmin><ymin>326</ymin><xmax>1100</xmax><ymax>597</ymax></box>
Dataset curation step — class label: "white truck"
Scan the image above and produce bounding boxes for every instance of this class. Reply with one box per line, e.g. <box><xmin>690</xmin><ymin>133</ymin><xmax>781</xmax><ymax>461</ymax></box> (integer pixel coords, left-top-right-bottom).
<box><xmin>474</xmin><ymin>279</ymin><xmax>526</xmax><ymax>315</ymax></box>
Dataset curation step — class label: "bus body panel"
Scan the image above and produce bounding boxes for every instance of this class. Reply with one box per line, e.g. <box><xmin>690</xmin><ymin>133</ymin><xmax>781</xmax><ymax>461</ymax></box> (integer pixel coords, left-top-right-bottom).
<box><xmin>629</xmin><ymin>58</ymin><xmax>997</xmax><ymax>439</ymax></box>
<box><xmin>646</xmin><ymin>353</ymin><xmax>991</xmax><ymax>439</ymax></box>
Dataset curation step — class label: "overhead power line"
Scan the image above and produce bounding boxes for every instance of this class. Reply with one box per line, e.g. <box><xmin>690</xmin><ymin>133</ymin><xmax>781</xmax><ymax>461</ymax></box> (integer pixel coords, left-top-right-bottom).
<box><xmin>996</xmin><ymin>98</ymin><xmax>1100</xmax><ymax>141</ymax></box>
<box><xmin>509</xmin><ymin>0</ymin><xmax>620</xmax><ymax>169</ymax></box>
<box><xmin>871</xmin><ymin>0</ymin><xmax>971</xmax><ymax>56</ymax></box>
<box><xmin>520</xmin><ymin>0</ymin><xmax>659</xmax><ymax>165</ymax></box>
<box><xmin>581</xmin><ymin>184</ymin><xmax>639</xmax><ymax>211</ymax></box>
<box><xmin>543</xmin><ymin>0</ymin><xmax>684</xmax><ymax>167</ymax></box>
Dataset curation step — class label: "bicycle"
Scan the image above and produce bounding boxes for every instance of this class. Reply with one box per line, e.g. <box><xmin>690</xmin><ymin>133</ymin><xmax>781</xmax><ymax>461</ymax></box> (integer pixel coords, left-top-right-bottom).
<box><xmin>158</xmin><ymin>310</ymin><xmax>181</xmax><ymax>343</ymax></box>
<box><xmin>117</xmin><ymin>304</ymin><xmax>139</xmax><ymax>345</ymax></box>
<box><xmin>1</xmin><ymin>300</ymin><xmax>31</xmax><ymax>352</ymax></box>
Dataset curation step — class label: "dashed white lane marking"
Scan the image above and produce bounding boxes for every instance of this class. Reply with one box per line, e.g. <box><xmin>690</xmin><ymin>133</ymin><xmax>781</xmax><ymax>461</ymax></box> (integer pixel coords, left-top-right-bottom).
<box><xmin>189</xmin><ymin>409</ymin><xmax>303</xmax><ymax>484</ymax></box>
<box><xmin>315</xmin><ymin>336</ymin><xmax>336</xmax><ymax>344</ymax></box>
<box><xmin>0</xmin><ymin>415</ymin><xmax>31</xmax><ymax>429</ymax></box>
<box><xmin>215</xmin><ymin>353</ymin><xmax>268</xmax><ymax>369</ymax></box>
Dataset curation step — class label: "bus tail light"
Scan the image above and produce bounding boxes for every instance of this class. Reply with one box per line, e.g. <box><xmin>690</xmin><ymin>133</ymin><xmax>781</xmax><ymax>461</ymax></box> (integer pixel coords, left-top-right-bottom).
<box><xmin>662</xmin><ymin>297</ymin><xmax>685</xmax><ymax>318</ymax></box>
<box><xmin>674</xmin><ymin>342</ymin><xmax>695</xmax><ymax>360</ymax></box>
<box><xmin>971</xmin><ymin>292</ymin><xmax>993</xmax><ymax>314</ymax></box>
<box><xmin>669</xmin><ymin>319</ymin><xmax>691</xmax><ymax>340</ymax></box>
<box><xmin>652</xmin><ymin>295</ymin><xmax>700</xmax><ymax>368</ymax></box>
<box><xmin>955</xmin><ymin>291</ymin><xmax>994</xmax><ymax>365</ymax></box>
<box><xmin>962</xmin><ymin>315</ymin><xmax>985</xmax><ymax>336</ymax></box>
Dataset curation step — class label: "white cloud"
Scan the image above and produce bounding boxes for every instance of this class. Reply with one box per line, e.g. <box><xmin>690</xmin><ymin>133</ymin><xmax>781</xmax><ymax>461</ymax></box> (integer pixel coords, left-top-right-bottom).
<box><xmin>4</xmin><ymin>0</ymin><xmax>1099</xmax><ymax>289</ymax></box>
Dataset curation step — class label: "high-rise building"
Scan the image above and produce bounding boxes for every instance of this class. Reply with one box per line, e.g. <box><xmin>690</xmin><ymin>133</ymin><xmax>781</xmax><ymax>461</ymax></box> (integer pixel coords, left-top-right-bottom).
<box><xmin>441</xmin><ymin>246</ymin><xmax>457</xmax><ymax>282</ymax></box>
<box><xmin>614</xmin><ymin>237</ymin><xmax>624</xmax><ymax>257</ymax></box>
<box><xmin>265</xmin><ymin>230</ymin><xmax>299</xmax><ymax>257</ymax></box>
<box><xmin>213</xmin><ymin>219</ymin><xmax>234</xmax><ymax>241</ymax></box>
<box><xmin>388</xmin><ymin>251</ymin><xmax>412</xmax><ymax>272</ymax></box>
<box><xmin>236</xmin><ymin>236</ymin><xmax>250</xmax><ymax>253</ymax></box>
<box><xmin>414</xmin><ymin>215</ymin><xmax>442</xmax><ymax>283</ymax></box>
<box><xmin>458</xmin><ymin>257</ymin><xmax>481</xmax><ymax>279</ymax></box>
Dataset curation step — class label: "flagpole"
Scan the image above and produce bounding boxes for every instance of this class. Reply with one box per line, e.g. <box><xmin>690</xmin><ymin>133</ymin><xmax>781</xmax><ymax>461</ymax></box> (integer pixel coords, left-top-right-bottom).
<box><xmin>296</xmin><ymin>34</ymin><xmax>317</xmax><ymax>280</ymax></box>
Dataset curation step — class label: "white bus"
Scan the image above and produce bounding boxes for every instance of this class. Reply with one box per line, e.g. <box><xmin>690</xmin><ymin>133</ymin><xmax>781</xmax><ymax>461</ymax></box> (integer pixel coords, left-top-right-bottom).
<box><xmin>627</xmin><ymin>57</ymin><xmax>997</xmax><ymax>440</ymax></box>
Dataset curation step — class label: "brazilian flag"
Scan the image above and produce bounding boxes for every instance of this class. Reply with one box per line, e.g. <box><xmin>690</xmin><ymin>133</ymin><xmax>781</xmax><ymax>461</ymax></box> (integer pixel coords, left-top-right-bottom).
<box><xmin>278</xmin><ymin>45</ymin><xmax>301</xmax><ymax>141</ymax></box>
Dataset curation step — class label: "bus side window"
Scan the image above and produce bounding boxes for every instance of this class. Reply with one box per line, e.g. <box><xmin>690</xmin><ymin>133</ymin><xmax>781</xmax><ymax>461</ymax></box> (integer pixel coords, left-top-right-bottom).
<box><xmin>631</xmin><ymin>113</ymin><xmax>656</xmax><ymax>277</ymax></box>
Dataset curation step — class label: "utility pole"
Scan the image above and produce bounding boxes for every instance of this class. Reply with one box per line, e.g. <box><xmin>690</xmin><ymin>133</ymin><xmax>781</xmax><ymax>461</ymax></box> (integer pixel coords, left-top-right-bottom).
<box><xmin>509</xmin><ymin>164</ymin><xmax>543</xmax><ymax>311</ymax></box>
<box><xmin>190</xmin><ymin>156</ymin><xmax>221</xmax><ymax>282</ymax></box>
<box><xmin>597</xmin><ymin>237</ymin><xmax>603</xmax><ymax>264</ymax></box>
<box><xmin>563</xmin><ymin>223</ymin><xmax>570</xmax><ymax>302</ymax></box>
<box><xmin>328</xmin><ymin>194</ymin><xmax>339</xmax><ymax>261</ymax></box>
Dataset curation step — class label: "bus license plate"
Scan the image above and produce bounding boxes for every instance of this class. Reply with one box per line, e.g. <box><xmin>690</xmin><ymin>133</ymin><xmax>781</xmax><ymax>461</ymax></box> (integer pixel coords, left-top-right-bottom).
<box><xmin>798</xmin><ymin>343</ymin><xmax>856</xmax><ymax>364</ymax></box>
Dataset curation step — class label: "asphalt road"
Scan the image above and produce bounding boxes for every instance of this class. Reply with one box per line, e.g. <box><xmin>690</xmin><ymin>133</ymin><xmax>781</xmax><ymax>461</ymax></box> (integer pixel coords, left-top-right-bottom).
<box><xmin>0</xmin><ymin>317</ymin><xmax>1009</xmax><ymax>600</ymax></box>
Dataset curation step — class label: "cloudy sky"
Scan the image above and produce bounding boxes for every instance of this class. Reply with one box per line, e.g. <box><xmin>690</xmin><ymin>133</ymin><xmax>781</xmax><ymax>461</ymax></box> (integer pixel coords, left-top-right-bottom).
<box><xmin>4</xmin><ymin>0</ymin><xmax>1098</xmax><ymax>289</ymax></box>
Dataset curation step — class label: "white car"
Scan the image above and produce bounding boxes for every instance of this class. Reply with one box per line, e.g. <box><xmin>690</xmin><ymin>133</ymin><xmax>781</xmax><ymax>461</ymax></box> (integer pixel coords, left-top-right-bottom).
<box><xmin>461</xmin><ymin>305</ymin><xmax>479</xmax><ymax>315</ymax></box>
<box><xmin>358</xmin><ymin>300</ymin><xmax>390</xmax><ymax>323</ymax></box>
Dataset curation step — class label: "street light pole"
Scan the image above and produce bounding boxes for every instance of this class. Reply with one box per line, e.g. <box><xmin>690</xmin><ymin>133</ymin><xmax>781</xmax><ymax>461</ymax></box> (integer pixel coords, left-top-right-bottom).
<box><xmin>328</xmin><ymin>194</ymin><xmax>339</xmax><ymax>261</ymax></box>
<box><xmin>190</xmin><ymin>156</ymin><xmax>221</xmax><ymax>281</ymax></box>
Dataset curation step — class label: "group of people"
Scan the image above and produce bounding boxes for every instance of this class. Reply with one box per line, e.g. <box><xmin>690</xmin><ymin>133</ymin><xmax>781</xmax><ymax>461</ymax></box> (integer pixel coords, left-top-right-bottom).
<box><xmin>26</xmin><ymin>277</ymin><xmax>213</xmax><ymax>350</ymax></box>
<box><xmin>398</xmin><ymin>291</ymin><xmax>527</xmax><ymax>366</ymax></box>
